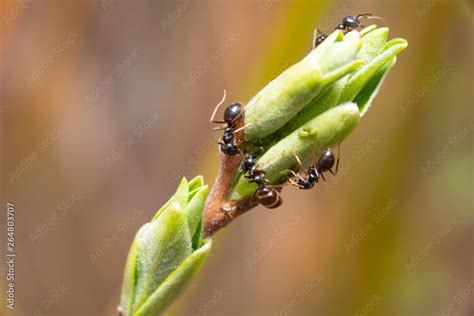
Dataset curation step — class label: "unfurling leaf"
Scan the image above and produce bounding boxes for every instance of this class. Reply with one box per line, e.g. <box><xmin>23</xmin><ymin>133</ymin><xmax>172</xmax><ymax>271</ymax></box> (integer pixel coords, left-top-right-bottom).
<box><xmin>119</xmin><ymin>177</ymin><xmax>212</xmax><ymax>316</ymax></box>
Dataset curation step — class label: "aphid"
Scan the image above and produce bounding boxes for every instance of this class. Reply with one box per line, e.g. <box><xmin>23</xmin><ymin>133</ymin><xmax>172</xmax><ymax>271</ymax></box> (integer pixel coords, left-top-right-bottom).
<box><xmin>210</xmin><ymin>90</ymin><xmax>245</xmax><ymax>156</ymax></box>
<box><xmin>242</xmin><ymin>154</ymin><xmax>283</xmax><ymax>209</ymax></box>
<box><xmin>288</xmin><ymin>145</ymin><xmax>340</xmax><ymax>190</ymax></box>
<box><xmin>335</xmin><ymin>13</ymin><xmax>385</xmax><ymax>33</ymax></box>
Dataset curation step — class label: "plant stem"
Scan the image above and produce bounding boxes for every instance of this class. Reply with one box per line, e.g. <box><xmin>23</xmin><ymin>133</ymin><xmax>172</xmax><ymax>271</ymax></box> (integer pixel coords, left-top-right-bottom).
<box><xmin>203</xmin><ymin>152</ymin><xmax>257</xmax><ymax>237</ymax></box>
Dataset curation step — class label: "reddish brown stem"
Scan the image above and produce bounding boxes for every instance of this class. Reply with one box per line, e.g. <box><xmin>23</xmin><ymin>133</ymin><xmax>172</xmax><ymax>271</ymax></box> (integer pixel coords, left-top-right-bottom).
<box><xmin>203</xmin><ymin>151</ymin><xmax>257</xmax><ymax>237</ymax></box>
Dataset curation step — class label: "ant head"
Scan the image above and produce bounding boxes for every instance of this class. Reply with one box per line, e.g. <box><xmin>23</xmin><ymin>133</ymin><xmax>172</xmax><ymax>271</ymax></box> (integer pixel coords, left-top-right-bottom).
<box><xmin>252</xmin><ymin>170</ymin><xmax>267</xmax><ymax>185</ymax></box>
<box><xmin>242</xmin><ymin>155</ymin><xmax>256</xmax><ymax>172</ymax></box>
<box><xmin>317</xmin><ymin>149</ymin><xmax>335</xmax><ymax>172</ymax></box>
<box><xmin>342</xmin><ymin>16</ymin><xmax>359</xmax><ymax>28</ymax></box>
<box><xmin>308</xmin><ymin>168</ymin><xmax>319</xmax><ymax>181</ymax></box>
<box><xmin>314</xmin><ymin>34</ymin><xmax>327</xmax><ymax>47</ymax></box>
<box><xmin>224</xmin><ymin>103</ymin><xmax>244</xmax><ymax>124</ymax></box>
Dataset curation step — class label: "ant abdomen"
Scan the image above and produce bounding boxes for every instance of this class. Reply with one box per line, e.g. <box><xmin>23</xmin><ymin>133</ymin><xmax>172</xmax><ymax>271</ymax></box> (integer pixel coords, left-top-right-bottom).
<box><xmin>316</xmin><ymin>150</ymin><xmax>335</xmax><ymax>172</ymax></box>
<box><xmin>223</xmin><ymin>103</ymin><xmax>244</xmax><ymax>124</ymax></box>
<box><xmin>220</xmin><ymin>143</ymin><xmax>240</xmax><ymax>156</ymax></box>
<box><xmin>241</xmin><ymin>154</ymin><xmax>283</xmax><ymax>210</ymax></box>
<box><xmin>256</xmin><ymin>186</ymin><xmax>282</xmax><ymax>209</ymax></box>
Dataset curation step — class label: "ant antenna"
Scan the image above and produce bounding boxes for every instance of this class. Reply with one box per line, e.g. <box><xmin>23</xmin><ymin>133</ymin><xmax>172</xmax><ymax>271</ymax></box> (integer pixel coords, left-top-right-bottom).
<box><xmin>313</xmin><ymin>29</ymin><xmax>325</xmax><ymax>47</ymax></box>
<box><xmin>290</xmin><ymin>151</ymin><xmax>304</xmax><ymax>169</ymax></box>
<box><xmin>285</xmin><ymin>169</ymin><xmax>306</xmax><ymax>183</ymax></box>
<box><xmin>357</xmin><ymin>13</ymin><xmax>385</xmax><ymax>22</ymax></box>
<box><xmin>210</xmin><ymin>90</ymin><xmax>227</xmax><ymax>123</ymax></box>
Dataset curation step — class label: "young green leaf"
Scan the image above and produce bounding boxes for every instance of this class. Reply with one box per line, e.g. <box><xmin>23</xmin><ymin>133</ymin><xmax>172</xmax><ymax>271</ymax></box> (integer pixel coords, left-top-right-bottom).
<box><xmin>134</xmin><ymin>240</ymin><xmax>212</xmax><ymax>316</ymax></box>
<box><xmin>132</xmin><ymin>205</ymin><xmax>192</xmax><ymax>313</ymax></box>
<box><xmin>120</xmin><ymin>176</ymin><xmax>212</xmax><ymax>316</ymax></box>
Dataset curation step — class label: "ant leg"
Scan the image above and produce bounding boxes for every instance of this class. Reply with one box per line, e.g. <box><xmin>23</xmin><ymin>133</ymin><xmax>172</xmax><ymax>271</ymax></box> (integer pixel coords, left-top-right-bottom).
<box><xmin>286</xmin><ymin>169</ymin><xmax>299</xmax><ymax>177</ymax></box>
<box><xmin>312</xmin><ymin>29</ymin><xmax>318</xmax><ymax>49</ymax></box>
<box><xmin>223</xmin><ymin>211</ymin><xmax>235</xmax><ymax>219</ymax></box>
<box><xmin>210</xmin><ymin>90</ymin><xmax>227</xmax><ymax>123</ymax></box>
<box><xmin>288</xmin><ymin>177</ymin><xmax>300</xmax><ymax>187</ymax></box>
<box><xmin>213</xmin><ymin>124</ymin><xmax>228</xmax><ymax>131</ymax></box>
<box><xmin>320</xmin><ymin>172</ymin><xmax>326</xmax><ymax>182</ymax></box>
<box><xmin>285</xmin><ymin>169</ymin><xmax>305</xmax><ymax>182</ymax></box>
<box><xmin>291</xmin><ymin>151</ymin><xmax>304</xmax><ymax>169</ymax></box>
<box><xmin>334</xmin><ymin>142</ymin><xmax>341</xmax><ymax>175</ymax></box>
<box><xmin>328</xmin><ymin>143</ymin><xmax>341</xmax><ymax>176</ymax></box>
<box><xmin>250</xmin><ymin>185</ymin><xmax>262</xmax><ymax>204</ymax></box>
<box><xmin>233</xmin><ymin>123</ymin><xmax>250</xmax><ymax>134</ymax></box>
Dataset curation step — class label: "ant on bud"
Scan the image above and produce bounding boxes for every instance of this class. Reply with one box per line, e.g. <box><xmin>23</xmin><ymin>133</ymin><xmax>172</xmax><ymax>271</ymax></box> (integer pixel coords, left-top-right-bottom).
<box><xmin>241</xmin><ymin>154</ymin><xmax>283</xmax><ymax>209</ymax></box>
<box><xmin>210</xmin><ymin>90</ymin><xmax>247</xmax><ymax>156</ymax></box>
<box><xmin>335</xmin><ymin>13</ymin><xmax>385</xmax><ymax>33</ymax></box>
<box><xmin>313</xmin><ymin>13</ymin><xmax>385</xmax><ymax>48</ymax></box>
<box><xmin>313</xmin><ymin>29</ymin><xmax>328</xmax><ymax>49</ymax></box>
<box><xmin>287</xmin><ymin>144</ymin><xmax>341</xmax><ymax>190</ymax></box>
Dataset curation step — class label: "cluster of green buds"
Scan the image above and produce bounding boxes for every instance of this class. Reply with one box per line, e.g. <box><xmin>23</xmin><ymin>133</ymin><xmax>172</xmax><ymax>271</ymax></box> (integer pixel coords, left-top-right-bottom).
<box><xmin>230</xmin><ymin>26</ymin><xmax>407</xmax><ymax>202</ymax></box>
<box><xmin>119</xmin><ymin>25</ymin><xmax>407</xmax><ymax>315</ymax></box>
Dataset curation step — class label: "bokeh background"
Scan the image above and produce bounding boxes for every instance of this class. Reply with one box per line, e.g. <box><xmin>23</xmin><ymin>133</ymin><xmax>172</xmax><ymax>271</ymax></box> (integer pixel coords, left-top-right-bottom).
<box><xmin>1</xmin><ymin>0</ymin><xmax>473</xmax><ymax>315</ymax></box>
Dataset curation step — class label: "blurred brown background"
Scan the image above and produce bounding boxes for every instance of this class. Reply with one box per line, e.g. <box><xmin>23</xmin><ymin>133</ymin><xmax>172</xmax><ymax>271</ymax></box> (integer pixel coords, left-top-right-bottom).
<box><xmin>1</xmin><ymin>0</ymin><xmax>472</xmax><ymax>315</ymax></box>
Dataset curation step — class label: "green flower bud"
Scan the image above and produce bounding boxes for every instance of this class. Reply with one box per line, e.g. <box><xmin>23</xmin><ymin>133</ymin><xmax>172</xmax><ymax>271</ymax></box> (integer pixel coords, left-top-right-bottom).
<box><xmin>277</xmin><ymin>27</ymin><xmax>407</xmax><ymax>137</ymax></box>
<box><xmin>119</xmin><ymin>177</ymin><xmax>211</xmax><ymax>316</ymax></box>
<box><xmin>243</xmin><ymin>30</ymin><xmax>365</xmax><ymax>142</ymax></box>
<box><xmin>228</xmin><ymin>26</ymin><xmax>407</xmax><ymax>202</ymax></box>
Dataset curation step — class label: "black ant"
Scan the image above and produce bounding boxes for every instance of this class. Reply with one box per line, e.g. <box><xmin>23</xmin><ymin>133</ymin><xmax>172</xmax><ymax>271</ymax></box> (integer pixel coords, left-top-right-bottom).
<box><xmin>241</xmin><ymin>154</ymin><xmax>283</xmax><ymax>209</ymax></box>
<box><xmin>210</xmin><ymin>90</ymin><xmax>246</xmax><ymax>156</ymax></box>
<box><xmin>312</xmin><ymin>13</ymin><xmax>385</xmax><ymax>48</ymax></box>
<box><xmin>335</xmin><ymin>13</ymin><xmax>384</xmax><ymax>33</ymax></box>
<box><xmin>287</xmin><ymin>145</ymin><xmax>340</xmax><ymax>190</ymax></box>
<box><xmin>313</xmin><ymin>29</ymin><xmax>328</xmax><ymax>49</ymax></box>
